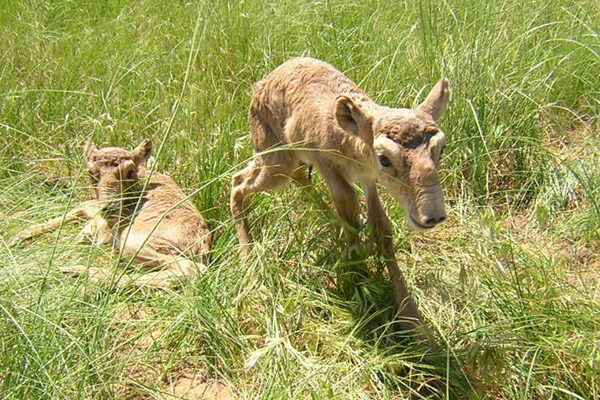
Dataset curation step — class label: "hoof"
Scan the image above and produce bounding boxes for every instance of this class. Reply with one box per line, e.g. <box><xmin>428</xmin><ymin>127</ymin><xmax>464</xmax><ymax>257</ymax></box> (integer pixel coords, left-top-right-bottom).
<box><xmin>8</xmin><ymin>236</ymin><xmax>25</xmax><ymax>248</ymax></box>
<box><xmin>60</xmin><ymin>266</ymin><xmax>110</xmax><ymax>283</ymax></box>
<box><xmin>8</xmin><ymin>232</ymin><xmax>34</xmax><ymax>247</ymax></box>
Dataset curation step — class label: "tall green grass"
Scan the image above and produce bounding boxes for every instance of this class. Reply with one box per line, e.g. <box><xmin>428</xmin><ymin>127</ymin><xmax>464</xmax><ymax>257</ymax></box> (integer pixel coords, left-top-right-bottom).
<box><xmin>1</xmin><ymin>0</ymin><xmax>599</xmax><ymax>399</ymax></box>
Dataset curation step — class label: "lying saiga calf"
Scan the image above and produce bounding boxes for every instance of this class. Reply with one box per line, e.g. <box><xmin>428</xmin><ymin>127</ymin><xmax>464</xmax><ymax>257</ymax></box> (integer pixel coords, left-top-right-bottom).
<box><xmin>231</xmin><ymin>57</ymin><xmax>450</xmax><ymax>335</ymax></box>
<box><xmin>10</xmin><ymin>139</ymin><xmax>211</xmax><ymax>288</ymax></box>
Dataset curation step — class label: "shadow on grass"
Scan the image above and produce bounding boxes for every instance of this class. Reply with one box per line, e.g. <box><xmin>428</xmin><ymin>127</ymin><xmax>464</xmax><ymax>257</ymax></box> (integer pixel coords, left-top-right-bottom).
<box><xmin>307</xmin><ymin>234</ymin><xmax>486</xmax><ymax>400</ymax></box>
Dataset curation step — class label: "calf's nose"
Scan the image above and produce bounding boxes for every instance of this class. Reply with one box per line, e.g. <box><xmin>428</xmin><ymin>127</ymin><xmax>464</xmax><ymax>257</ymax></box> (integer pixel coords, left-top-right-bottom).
<box><xmin>420</xmin><ymin>210</ymin><xmax>447</xmax><ymax>227</ymax></box>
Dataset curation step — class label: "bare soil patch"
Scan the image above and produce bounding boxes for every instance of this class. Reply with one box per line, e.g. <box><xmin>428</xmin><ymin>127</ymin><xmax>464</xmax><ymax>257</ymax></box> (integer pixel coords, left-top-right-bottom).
<box><xmin>165</xmin><ymin>372</ymin><xmax>235</xmax><ymax>400</ymax></box>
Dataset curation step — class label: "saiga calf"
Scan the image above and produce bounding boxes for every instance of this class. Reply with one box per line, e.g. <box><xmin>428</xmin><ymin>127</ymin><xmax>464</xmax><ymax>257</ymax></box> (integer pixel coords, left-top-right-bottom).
<box><xmin>10</xmin><ymin>139</ymin><xmax>211</xmax><ymax>288</ymax></box>
<box><xmin>231</xmin><ymin>58</ymin><xmax>450</xmax><ymax>335</ymax></box>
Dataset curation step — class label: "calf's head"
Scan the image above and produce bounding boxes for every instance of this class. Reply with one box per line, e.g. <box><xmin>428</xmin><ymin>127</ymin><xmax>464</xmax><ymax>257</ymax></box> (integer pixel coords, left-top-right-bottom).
<box><xmin>83</xmin><ymin>139</ymin><xmax>152</xmax><ymax>213</ymax></box>
<box><xmin>335</xmin><ymin>78</ymin><xmax>450</xmax><ymax>231</ymax></box>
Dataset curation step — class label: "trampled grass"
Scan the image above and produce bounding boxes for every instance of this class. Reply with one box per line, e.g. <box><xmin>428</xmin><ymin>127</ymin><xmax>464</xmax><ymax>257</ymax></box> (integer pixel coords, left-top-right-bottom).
<box><xmin>1</xmin><ymin>0</ymin><xmax>599</xmax><ymax>399</ymax></box>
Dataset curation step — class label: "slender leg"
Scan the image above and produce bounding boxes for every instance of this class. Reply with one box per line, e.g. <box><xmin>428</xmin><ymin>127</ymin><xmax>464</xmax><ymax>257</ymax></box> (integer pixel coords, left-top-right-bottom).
<box><xmin>317</xmin><ymin>164</ymin><xmax>361</xmax><ymax>240</ymax></box>
<box><xmin>231</xmin><ymin>154</ymin><xmax>294</xmax><ymax>259</ymax></box>
<box><xmin>76</xmin><ymin>215</ymin><xmax>113</xmax><ymax>245</ymax></box>
<box><xmin>231</xmin><ymin>162</ymin><xmax>259</xmax><ymax>257</ymax></box>
<box><xmin>61</xmin><ymin>255</ymin><xmax>206</xmax><ymax>289</ymax></box>
<box><xmin>129</xmin><ymin>254</ymin><xmax>207</xmax><ymax>287</ymax></box>
<box><xmin>364</xmin><ymin>182</ymin><xmax>430</xmax><ymax>341</ymax></box>
<box><xmin>316</xmin><ymin>164</ymin><xmax>369</xmax><ymax>299</ymax></box>
<box><xmin>9</xmin><ymin>201</ymin><xmax>102</xmax><ymax>246</ymax></box>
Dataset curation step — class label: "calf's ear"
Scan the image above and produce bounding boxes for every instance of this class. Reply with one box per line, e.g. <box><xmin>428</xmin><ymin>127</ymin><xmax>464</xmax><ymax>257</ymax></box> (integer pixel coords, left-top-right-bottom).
<box><xmin>132</xmin><ymin>139</ymin><xmax>153</xmax><ymax>165</ymax></box>
<box><xmin>335</xmin><ymin>95</ymin><xmax>373</xmax><ymax>146</ymax></box>
<box><xmin>83</xmin><ymin>138</ymin><xmax>97</xmax><ymax>162</ymax></box>
<box><xmin>416</xmin><ymin>78</ymin><xmax>451</xmax><ymax>121</ymax></box>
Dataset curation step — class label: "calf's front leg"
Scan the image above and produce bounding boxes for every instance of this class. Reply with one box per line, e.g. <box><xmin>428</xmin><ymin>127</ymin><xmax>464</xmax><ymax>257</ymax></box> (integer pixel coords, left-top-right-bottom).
<box><xmin>9</xmin><ymin>201</ymin><xmax>103</xmax><ymax>246</ymax></box>
<box><xmin>76</xmin><ymin>215</ymin><xmax>113</xmax><ymax>246</ymax></box>
<box><xmin>364</xmin><ymin>182</ymin><xmax>429</xmax><ymax>340</ymax></box>
<box><xmin>318</xmin><ymin>165</ymin><xmax>361</xmax><ymax>239</ymax></box>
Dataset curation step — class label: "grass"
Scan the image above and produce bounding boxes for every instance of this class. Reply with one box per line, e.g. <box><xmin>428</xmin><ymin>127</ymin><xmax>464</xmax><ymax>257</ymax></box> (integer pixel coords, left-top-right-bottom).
<box><xmin>1</xmin><ymin>0</ymin><xmax>599</xmax><ymax>398</ymax></box>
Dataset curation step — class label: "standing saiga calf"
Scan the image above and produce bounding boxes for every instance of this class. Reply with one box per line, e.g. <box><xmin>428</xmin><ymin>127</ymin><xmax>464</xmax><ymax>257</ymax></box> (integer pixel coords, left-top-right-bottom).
<box><xmin>231</xmin><ymin>57</ymin><xmax>450</xmax><ymax>334</ymax></box>
<box><xmin>10</xmin><ymin>139</ymin><xmax>211</xmax><ymax>288</ymax></box>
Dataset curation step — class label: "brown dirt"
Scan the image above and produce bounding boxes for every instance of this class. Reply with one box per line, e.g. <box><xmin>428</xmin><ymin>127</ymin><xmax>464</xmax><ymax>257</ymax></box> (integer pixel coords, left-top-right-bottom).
<box><xmin>501</xmin><ymin>211</ymin><xmax>600</xmax><ymax>302</ymax></box>
<box><xmin>109</xmin><ymin>304</ymin><xmax>236</xmax><ymax>400</ymax></box>
<box><xmin>541</xmin><ymin>117</ymin><xmax>592</xmax><ymax>160</ymax></box>
<box><xmin>164</xmin><ymin>373</ymin><xmax>235</xmax><ymax>400</ymax></box>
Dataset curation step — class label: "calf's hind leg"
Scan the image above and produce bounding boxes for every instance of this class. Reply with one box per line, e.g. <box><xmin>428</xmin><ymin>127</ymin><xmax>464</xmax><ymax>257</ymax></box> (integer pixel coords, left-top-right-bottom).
<box><xmin>231</xmin><ymin>153</ymin><xmax>295</xmax><ymax>259</ymax></box>
<box><xmin>61</xmin><ymin>254</ymin><xmax>206</xmax><ymax>288</ymax></box>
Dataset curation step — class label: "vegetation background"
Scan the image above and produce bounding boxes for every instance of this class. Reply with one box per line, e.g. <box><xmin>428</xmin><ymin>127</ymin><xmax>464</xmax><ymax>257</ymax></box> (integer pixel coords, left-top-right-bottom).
<box><xmin>1</xmin><ymin>0</ymin><xmax>599</xmax><ymax>399</ymax></box>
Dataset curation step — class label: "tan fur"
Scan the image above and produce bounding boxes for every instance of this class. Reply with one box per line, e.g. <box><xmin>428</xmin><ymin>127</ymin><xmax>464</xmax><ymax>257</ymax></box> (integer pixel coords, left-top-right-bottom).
<box><xmin>10</xmin><ymin>139</ymin><xmax>211</xmax><ymax>288</ymax></box>
<box><xmin>231</xmin><ymin>57</ymin><xmax>450</xmax><ymax>336</ymax></box>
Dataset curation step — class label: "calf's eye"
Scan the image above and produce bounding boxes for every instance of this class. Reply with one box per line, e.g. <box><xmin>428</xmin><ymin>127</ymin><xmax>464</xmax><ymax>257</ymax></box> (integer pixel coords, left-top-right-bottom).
<box><xmin>379</xmin><ymin>155</ymin><xmax>392</xmax><ymax>168</ymax></box>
